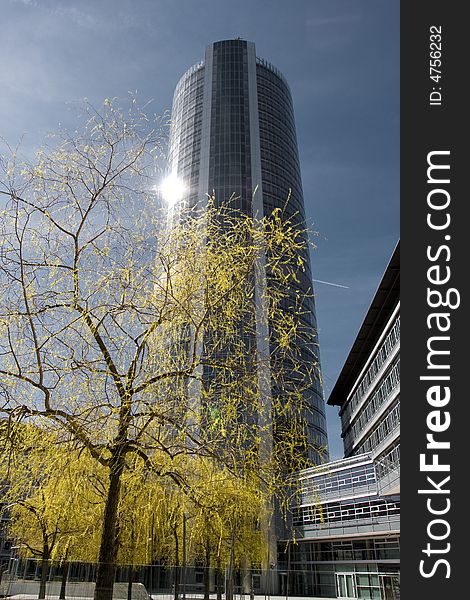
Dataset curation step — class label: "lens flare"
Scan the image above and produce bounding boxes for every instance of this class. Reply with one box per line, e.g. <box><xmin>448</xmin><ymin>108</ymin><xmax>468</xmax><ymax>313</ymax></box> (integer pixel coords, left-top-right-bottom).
<box><xmin>159</xmin><ymin>173</ymin><xmax>186</xmax><ymax>206</ymax></box>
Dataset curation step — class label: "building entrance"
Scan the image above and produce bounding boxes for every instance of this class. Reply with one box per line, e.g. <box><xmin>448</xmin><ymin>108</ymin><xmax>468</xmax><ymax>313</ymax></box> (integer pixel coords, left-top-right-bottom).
<box><xmin>336</xmin><ymin>572</ymin><xmax>400</xmax><ymax>599</ymax></box>
<box><xmin>336</xmin><ymin>573</ymin><xmax>356</xmax><ymax>598</ymax></box>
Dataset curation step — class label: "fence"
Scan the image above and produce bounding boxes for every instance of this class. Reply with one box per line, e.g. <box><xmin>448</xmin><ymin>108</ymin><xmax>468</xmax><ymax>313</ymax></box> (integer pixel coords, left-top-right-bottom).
<box><xmin>0</xmin><ymin>557</ymin><xmax>400</xmax><ymax>600</ymax></box>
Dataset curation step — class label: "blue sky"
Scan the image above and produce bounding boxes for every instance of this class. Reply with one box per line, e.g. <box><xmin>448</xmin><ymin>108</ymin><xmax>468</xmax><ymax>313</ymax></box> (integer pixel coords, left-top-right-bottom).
<box><xmin>2</xmin><ymin>0</ymin><xmax>399</xmax><ymax>458</ymax></box>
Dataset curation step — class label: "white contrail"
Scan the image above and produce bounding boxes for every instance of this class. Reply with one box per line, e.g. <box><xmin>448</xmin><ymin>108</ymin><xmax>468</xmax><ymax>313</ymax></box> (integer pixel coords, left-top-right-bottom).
<box><xmin>313</xmin><ymin>279</ymin><xmax>350</xmax><ymax>289</ymax></box>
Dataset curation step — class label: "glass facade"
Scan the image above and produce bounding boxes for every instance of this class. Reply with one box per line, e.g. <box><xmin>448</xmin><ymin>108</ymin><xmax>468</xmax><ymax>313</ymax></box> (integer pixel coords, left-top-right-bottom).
<box><xmin>375</xmin><ymin>441</ymin><xmax>400</xmax><ymax>481</ymax></box>
<box><xmin>169</xmin><ymin>62</ymin><xmax>205</xmax><ymax>206</ymax></box>
<box><xmin>168</xmin><ymin>40</ymin><xmax>327</xmax><ymax>462</ymax></box>
<box><xmin>282</xmin><ymin>250</ymin><xmax>400</xmax><ymax>599</ymax></box>
<box><xmin>292</xmin><ymin>455</ymin><xmax>400</xmax><ymax>540</ymax></box>
<box><xmin>284</xmin><ymin>455</ymin><xmax>400</xmax><ymax>598</ymax></box>
<box><xmin>288</xmin><ymin>537</ymin><xmax>400</xmax><ymax>564</ymax></box>
<box><xmin>209</xmin><ymin>41</ymin><xmax>252</xmax><ymax>212</ymax></box>
<box><xmin>341</xmin><ymin>316</ymin><xmax>400</xmax><ymax>424</ymax></box>
<box><xmin>343</xmin><ymin>359</ymin><xmax>400</xmax><ymax>456</ymax></box>
<box><xmin>293</xmin><ymin>494</ymin><xmax>400</xmax><ymax>528</ymax></box>
<box><xmin>341</xmin><ymin>310</ymin><xmax>400</xmax><ymax>463</ymax></box>
<box><xmin>280</xmin><ymin>534</ymin><xmax>400</xmax><ymax>598</ymax></box>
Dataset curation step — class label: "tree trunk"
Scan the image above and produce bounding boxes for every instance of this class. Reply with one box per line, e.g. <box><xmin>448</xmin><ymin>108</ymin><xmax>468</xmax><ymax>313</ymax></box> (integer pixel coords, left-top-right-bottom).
<box><xmin>127</xmin><ymin>568</ymin><xmax>134</xmax><ymax>600</ymax></box>
<box><xmin>38</xmin><ymin>549</ymin><xmax>50</xmax><ymax>600</ymax></box>
<box><xmin>203</xmin><ymin>540</ymin><xmax>210</xmax><ymax>600</ymax></box>
<box><xmin>94</xmin><ymin>457</ymin><xmax>124</xmax><ymax>600</ymax></box>
<box><xmin>127</xmin><ymin>524</ymin><xmax>137</xmax><ymax>600</ymax></box>
<box><xmin>216</xmin><ymin>557</ymin><xmax>222</xmax><ymax>600</ymax></box>
<box><xmin>182</xmin><ymin>515</ymin><xmax>186</xmax><ymax>600</ymax></box>
<box><xmin>59</xmin><ymin>561</ymin><xmax>70</xmax><ymax>600</ymax></box>
<box><xmin>173</xmin><ymin>528</ymin><xmax>180</xmax><ymax>600</ymax></box>
<box><xmin>226</xmin><ymin>528</ymin><xmax>235</xmax><ymax>600</ymax></box>
<box><xmin>148</xmin><ymin>514</ymin><xmax>155</xmax><ymax>596</ymax></box>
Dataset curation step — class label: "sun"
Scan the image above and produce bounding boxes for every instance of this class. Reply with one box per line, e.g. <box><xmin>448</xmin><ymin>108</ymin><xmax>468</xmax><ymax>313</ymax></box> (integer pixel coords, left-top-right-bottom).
<box><xmin>159</xmin><ymin>172</ymin><xmax>186</xmax><ymax>206</ymax></box>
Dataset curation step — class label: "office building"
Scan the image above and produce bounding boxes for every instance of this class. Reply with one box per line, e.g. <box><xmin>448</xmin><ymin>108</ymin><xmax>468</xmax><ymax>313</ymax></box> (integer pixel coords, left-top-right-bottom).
<box><xmin>282</xmin><ymin>244</ymin><xmax>400</xmax><ymax>599</ymax></box>
<box><xmin>168</xmin><ymin>39</ymin><xmax>328</xmax><ymax>461</ymax></box>
<box><xmin>329</xmin><ymin>242</ymin><xmax>400</xmax><ymax>496</ymax></box>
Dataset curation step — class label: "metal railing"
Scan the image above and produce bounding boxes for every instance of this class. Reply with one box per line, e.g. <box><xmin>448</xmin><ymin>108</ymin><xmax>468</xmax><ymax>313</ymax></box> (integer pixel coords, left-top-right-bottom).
<box><xmin>0</xmin><ymin>557</ymin><xmax>400</xmax><ymax>600</ymax></box>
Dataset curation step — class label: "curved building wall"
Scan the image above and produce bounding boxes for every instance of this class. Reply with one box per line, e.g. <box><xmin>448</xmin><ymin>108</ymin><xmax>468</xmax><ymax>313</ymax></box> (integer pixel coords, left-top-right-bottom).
<box><xmin>256</xmin><ymin>61</ymin><xmax>326</xmax><ymax>451</ymax></box>
<box><xmin>168</xmin><ymin>62</ymin><xmax>205</xmax><ymax>207</ymax></box>
<box><xmin>169</xmin><ymin>39</ymin><xmax>328</xmax><ymax>462</ymax></box>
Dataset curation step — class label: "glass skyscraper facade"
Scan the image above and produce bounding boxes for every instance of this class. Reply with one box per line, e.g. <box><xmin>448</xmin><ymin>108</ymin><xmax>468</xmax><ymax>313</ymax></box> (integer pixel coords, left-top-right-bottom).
<box><xmin>168</xmin><ymin>39</ymin><xmax>328</xmax><ymax>461</ymax></box>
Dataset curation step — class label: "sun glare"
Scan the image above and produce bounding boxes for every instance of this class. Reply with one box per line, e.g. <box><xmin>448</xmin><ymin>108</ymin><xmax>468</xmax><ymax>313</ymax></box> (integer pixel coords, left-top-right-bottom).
<box><xmin>159</xmin><ymin>173</ymin><xmax>186</xmax><ymax>206</ymax></box>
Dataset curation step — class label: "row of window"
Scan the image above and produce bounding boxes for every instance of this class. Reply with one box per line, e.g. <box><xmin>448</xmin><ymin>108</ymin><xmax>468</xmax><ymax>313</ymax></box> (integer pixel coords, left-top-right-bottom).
<box><xmin>208</xmin><ymin>153</ymin><xmax>251</xmax><ymax>165</ymax></box>
<box><xmin>304</xmin><ymin>408</ymin><xmax>328</xmax><ymax>431</ymax></box>
<box><xmin>301</xmin><ymin>463</ymin><xmax>376</xmax><ymax>501</ymax></box>
<box><xmin>173</xmin><ymin>62</ymin><xmax>204</xmax><ymax>96</ymax></box>
<box><xmin>173</xmin><ymin>87</ymin><xmax>204</xmax><ymax>111</ymax></box>
<box><xmin>212</xmin><ymin>82</ymin><xmax>249</xmax><ymax>93</ymax></box>
<box><xmin>342</xmin><ymin>316</ymin><xmax>400</xmax><ymax>422</ymax></box>
<box><xmin>260</xmin><ymin>161</ymin><xmax>299</xmax><ymax>191</ymax></box>
<box><xmin>259</xmin><ymin>103</ymin><xmax>295</xmax><ymax>134</ymax></box>
<box><xmin>258</xmin><ymin>94</ymin><xmax>293</xmax><ymax>124</ymax></box>
<box><xmin>171</xmin><ymin>108</ymin><xmax>203</xmax><ymax>130</ymax></box>
<box><xmin>260</xmin><ymin>146</ymin><xmax>300</xmax><ymax>174</ymax></box>
<box><xmin>171</xmin><ymin>111</ymin><xmax>202</xmax><ymax>135</ymax></box>
<box><xmin>258</xmin><ymin>117</ymin><xmax>297</xmax><ymax>149</ymax></box>
<box><xmin>171</xmin><ymin>72</ymin><xmax>204</xmax><ymax>175</ymax></box>
<box><xmin>343</xmin><ymin>360</ymin><xmax>400</xmax><ymax>452</ymax></box>
<box><xmin>173</xmin><ymin>127</ymin><xmax>203</xmax><ymax>153</ymax></box>
<box><xmin>260</xmin><ymin>123</ymin><xmax>295</xmax><ymax>148</ymax></box>
<box><xmin>375</xmin><ymin>442</ymin><xmax>400</xmax><ymax>479</ymax></box>
<box><xmin>173</xmin><ymin>73</ymin><xmax>204</xmax><ymax>107</ymax></box>
<box><xmin>287</xmin><ymin>536</ymin><xmax>400</xmax><ymax>564</ymax></box>
<box><xmin>294</xmin><ymin>495</ymin><xmax>400</xmax><ymax>527</ymax></box>
<box><xmin>259</xmin><ymin>110</ymin><xmax>295</xmax><ymax>139</ymax></box>
<box><xmin>256</xmin><ymin>57</ymin><xmax>290</xmax><ymax>89</ymax></box>
<box><xmin>354</xmin><ymin>401</ymin><xmax>400</xmax><ymax>456</ymax></box>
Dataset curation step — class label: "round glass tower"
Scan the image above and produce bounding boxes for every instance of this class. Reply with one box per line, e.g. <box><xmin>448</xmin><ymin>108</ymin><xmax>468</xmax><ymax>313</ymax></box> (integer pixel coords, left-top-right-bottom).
<box><xmin>168</xmin><ymin>39</ymin><xmax>328</xmax><ymax>463</ymax></box>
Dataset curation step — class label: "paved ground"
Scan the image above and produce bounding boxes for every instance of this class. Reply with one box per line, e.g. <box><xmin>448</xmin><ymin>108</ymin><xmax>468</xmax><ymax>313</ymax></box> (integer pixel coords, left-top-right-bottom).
<box><xmin>6</xmin><ymin>595</ymin><xmax>332</xmax><ymax>600</ymax></box>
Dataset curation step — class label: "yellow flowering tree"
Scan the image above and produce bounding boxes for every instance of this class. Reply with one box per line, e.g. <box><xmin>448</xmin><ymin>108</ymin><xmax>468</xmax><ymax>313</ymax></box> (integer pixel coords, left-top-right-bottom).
<box><xmin>0</xmin><ymin>100</ymin><xmax>321</xmax><ymax>600</ymax></box>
